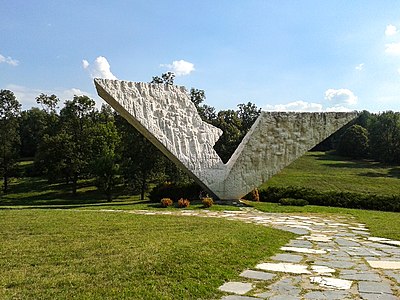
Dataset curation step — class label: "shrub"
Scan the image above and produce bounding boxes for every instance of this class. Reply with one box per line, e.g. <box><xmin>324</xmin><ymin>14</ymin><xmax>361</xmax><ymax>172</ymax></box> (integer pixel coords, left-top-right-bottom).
<box><xmin>149</xmin><ymin>182</ymin><xmax>202</xmax><ymax>202</ymax></box>
<box><xmin>178</xmin><ymin>198</ymin><xmax>190</xmax><ymax>208</ymax></box>
<box><xmin>259</xmin><ymin>186</ymin><xmax>400</xmax><ymax>212</ymax></box>
<box><xmin>279</xmin><ymin>198</ymin><xmax>309</xmax><ymax>206</ymax></box>
<box><xmin>337</xmin><ymin>124</ymin><xmax>369</xmax><ymax>159</ymax></box>
<box><xmin>250</xmin><ymin>188</ymin><xmax>260</xmax><ymax>202</ymax></box>
<box><xmin>243</xmin><ymin>188</ymin><xmax>260</xmax><ymax>202</ymax></box>
<box><xmin>160</xmin><ymin>198</ymin><xmax>173</xmax><ymax>207</ymax></box>
<box><xmin>202</xmin><ymin>197</ymin><xmax>214</xmax><ymax>208</ymax></box>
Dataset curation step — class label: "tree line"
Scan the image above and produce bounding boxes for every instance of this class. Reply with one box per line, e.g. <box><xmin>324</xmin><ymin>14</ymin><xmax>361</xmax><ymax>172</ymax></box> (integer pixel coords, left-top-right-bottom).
<box><xmin>0</xmin><ymin>74</ymin><xmax>261</xmax><ymax>199</ymax></box>
<box><xmin>321</xmin><ymin>110</ymin><xmax>400</xmax><ymax>164</ymax></box>
<box><xmin>1</xmin><ymin>76</ymin><xmax>399</xmax><ymax>200</ymax></box>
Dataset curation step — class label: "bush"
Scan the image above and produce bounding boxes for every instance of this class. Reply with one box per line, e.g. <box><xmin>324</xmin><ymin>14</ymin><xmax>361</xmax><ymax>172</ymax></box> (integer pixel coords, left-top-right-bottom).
<box><xmin>160</xmin><ymin>198</ymin><xmax>173</xmax><ymax>207</ymax></box>
<box><xmin>337</xmin><ymin>125</ymin><xmax>369</xmax><ymax>159</ymax></box>
<box><xmin>279</xmin><ymin>198</ymin><xmax>309</xmax><ymax>206</ymax></box>
<box><xmin>259</xmin><ymin>186</ymin><xmax>400</xmax><ymax>212</ymax></box>
<box><xmin>178</xmin><ymin>198</ymin><xmax>190</xmax><ymax>208</ymax></box>
<box><xmin>149</xmin><ymin>182</ymin><xmax>202</xmax><ymax>202</ymax></box>
<box><xmin>202</xmin><ymin>197</ymin><xmax>214</xmax><ymax>208</ymax></box>
<box><xmin>250</xmin><ymin>188</ymin><xmax>260</xmax><ymax>202</ymax></box>
<box><xmin>243</xmin><ymin>188</ymin><xmax>260</xmax><ymax>202</ymax></box>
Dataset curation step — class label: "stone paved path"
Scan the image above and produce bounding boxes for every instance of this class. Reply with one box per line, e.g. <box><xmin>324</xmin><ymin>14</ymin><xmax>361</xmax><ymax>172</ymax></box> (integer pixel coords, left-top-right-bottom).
<box><xmin>100</xmin><ymin>208</ymin><xmax>400</xmax><ymax>299</ymax></box>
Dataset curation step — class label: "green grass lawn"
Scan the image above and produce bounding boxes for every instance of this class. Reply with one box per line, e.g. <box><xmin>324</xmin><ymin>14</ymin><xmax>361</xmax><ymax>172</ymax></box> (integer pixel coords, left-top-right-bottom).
<box><xmin>0</xmin><ymin>209</ymin><xmax>294</xmax><ymax>299</ymax></box>
<box><xmin>260</xmin><ymin>151</ymin><xmax>400</xmax><ymax>195</ymax></box>
<box><xmin>1</xmin><ymin>152</ymin><xmax>400</xmax><ymax>298</ymax></box>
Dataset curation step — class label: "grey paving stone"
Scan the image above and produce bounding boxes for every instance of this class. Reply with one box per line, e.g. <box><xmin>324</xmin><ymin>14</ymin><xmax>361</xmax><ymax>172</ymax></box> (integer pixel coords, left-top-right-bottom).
<box><xmin>345</xmin><ymin>247</ymin><xmax>384</xmax><ymax>257</ymax></box>
<box><xmin>221</xmin><ymin>296</ymin><xmax>261</xmax><ymax>300</ymax></box>
<box><xmin>277</xmin><ymin>226</ymin><xmax>308</xmax><ymax>235</ymax></box>
<box><xmin>340</xmin><ymin>271</ymin><xmax>381</xmax><ymax>281</ymax></box>
<box><xmin>383</xmin><ymin>248</ymin><xmax>400</xmax><ymax>255</ymax></box>
<box><xmin>271</xmin><ymin>253</ymin><xmax>303</xmax><ymax>263</ymax></box>
<box><xmin>335</xmin><ymin>232</ymin><xmax>356</xmax><ymax>237</ymax></box>
<box><xmin>254</xmin><ymin>291</ymin><xmax>273</xmax><ymax>298</ymax></box>
<box><xmin>303</xmin><ymin>290</ymin><xmax>350</xmax><ymax>300</ymax></box>
<box><xmin>287</xmin><ymin>240</ymin><xmax>313</xmax><ymax>248</ymax></box>
<box><xmin>219</xmin><ymin>282</ymin><xmax>253</xmax><ymax>295</ymax></box>
<box><xmin>314</xmin><ymin>259</ymin><xmax>356</xmax><ymax>269</ymax></box>
<box><xmin>269</xmin><ymin>277</ymin><xmax>301</xmax><ymax>296</ymax></box>
<box><xmin>335</xmin><ymin>238</ymin><xmax>361</xmax><ymax>247</ymax></box>
<box><xmin>383</xmin><ymin>270</ymin><xmax>400</xmax><ymax>284</ymax></box>
<box><xmin>269</xmin><ymin>296</ymin><xmax>300</xmax><ymax>300</ymax></box>
<box><xmin>239</xmin><ymin>270</ymin><xmax>275</xmax><ymax>281</ymax></box>
<box><xmin>359</xmin><ymin>293</ymin><xmax>398</xmax><ymax>300</ymax></box>
<box><xmin>358</xmin><ymin>281</ymin><xmax>393</xmax><ymax>294</ymax></box>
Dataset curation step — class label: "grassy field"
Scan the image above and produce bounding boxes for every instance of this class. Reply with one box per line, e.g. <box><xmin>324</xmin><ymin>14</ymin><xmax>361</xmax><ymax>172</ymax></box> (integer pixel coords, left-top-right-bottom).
<box><xmin>0</xmin><ymin>209</ymin><xmax>293</xmax><ymax>299</ymax></box>
<box><xmin>260</xmin><ymin>151</ymin><xmax>400</xmax><ymax>195</ymax></box>
<box><xmin>1</xmin><ymin>152</ymin><xmax>400</xmax><ymax>298</ymax></box>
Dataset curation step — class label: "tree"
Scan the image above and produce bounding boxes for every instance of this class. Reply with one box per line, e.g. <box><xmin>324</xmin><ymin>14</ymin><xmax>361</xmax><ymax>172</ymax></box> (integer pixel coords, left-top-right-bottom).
<box><xmin>36</xmin><ymin>93</ymin><xmax>59</xmax><ymax>113</ymax></box>
<box><xmin>19</xmin><ymin>108</ymin><xmax>48</xmax><ymax>157</ymax></box>
<box><xmin>337</xmin><ymin>125</ymin><xmax>369</xmax><ymax>159</ymax></box>
<box><xmin>35</xmin><ymin>131</ymin><xmax>75</xmax><ymax>183</ymax></box>
<box><xmin>116</xmin><ymin>114</ymin><xmax>165</xmax><ymax>200</ymax></box>
<box><xmin>237</xmin><ymin>102</ymin><xmax>261</xmax><ymax>133</ymax></box>
<box><xmin>60</xmin><ymin>95</ymin><xmax>97</xmax><ymax>194</ymax></box>
<box><xmin>212</xmin><ymin>103</ymin><xmax>261</xmax><ymax>163</ymax></box>
<box><xmin>0</xmin><ymin>90</ymin><xmax>21</xmax><ymax>193</ymax></box>
<box><xmin>213</xmin><ymin>109</ymin><xmax>243</xmax><ymax>163</ymax></box>
<box><xmin>151</xmin><ymin>72</ymin><xmax>175</xmax><ymax>85</ymax></box>
<box><xmin>35</xmin><ymin>95</ymin><xmax>97</xmax><ymax>194</ymax></box>
<box><xmin>90</xmin><ymin>109</ymin><xmax>121</xmax><ymax>201</ymax></box>
<box><xmin>369</xmin><ymin>111</ymin><xmax>400</xmax><ymax>164</ymax></box>
<box><xmin>190</xmin><ymin>88</ymin><xmax>206</xmax><ymax>107</ymax></box>
<box><xmin>189</xmin><ymin>88</ymin><xmax>217</xmax><ymax>123</ymax></box>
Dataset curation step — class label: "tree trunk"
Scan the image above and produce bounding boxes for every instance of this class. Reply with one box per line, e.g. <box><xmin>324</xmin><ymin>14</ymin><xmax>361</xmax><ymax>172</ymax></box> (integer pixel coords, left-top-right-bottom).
<box><xmin>3</xmin><ymin>174</ymin><xmax>8</xmax><ymax>194</ymax></box>
<box><xmin>72</xmin><ymin>173</ymin><xmax>78</xmax><ymax>196</ymax></box>
<box><xmin>140</xmin><ymin>175</ymin><xmax>146</xmax><ymax>200</ymax></box>
<box><xmin>106</xmin><ymin>190</ymin><xmax>112</xmax><ymax>202</ymax></box>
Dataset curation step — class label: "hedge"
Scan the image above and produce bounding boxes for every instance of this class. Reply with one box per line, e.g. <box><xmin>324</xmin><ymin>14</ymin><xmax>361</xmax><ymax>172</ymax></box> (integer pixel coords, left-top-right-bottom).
<box><xmin>259</xmin><ymin>186</ymin><xmax>400</xmax><ymax>212</ymax></box>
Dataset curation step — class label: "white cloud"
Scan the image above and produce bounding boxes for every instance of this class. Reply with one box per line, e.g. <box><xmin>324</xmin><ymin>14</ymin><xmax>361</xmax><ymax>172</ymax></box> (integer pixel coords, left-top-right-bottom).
<box><xmin>264</xmin><ymin>100</ymin><xmax>323</xmax><ymax>112</ymax></box>
<box><xmin>0</xmin><ymin>54</ymin><xmax>19</xmax><ymax>66</ymax></box>
<box><xmin>385</xmin><ymin>42</ymin><xmax>400</xmax><ymax>55</ymax></box>
<box><xmin>82</xmin><ymin>56</ymin><xmax>117</xmax><ymax>79</ymax></box>
<box><xmin>355</xmin><ymin>63</ymin><xmax>364</xmax><ymax>71</ymax></box>
<box><xmin>324</xmin><ymin>88</ymin><xmax>358</xmax><ymax>105</ymax></box>
<box><xmin>82</xmin><ymin>59</ymin><xmax>89</xmax><ymax>69</ymax></box>
<box><xmin>161</xmin><ymin>59</ymin><xmax>195</xmax><ymax>76</ymax></box>
<box><xmin>385</xmin><ymin>24</ymin><xmax>398</xmax><ymax>36</ymax></box>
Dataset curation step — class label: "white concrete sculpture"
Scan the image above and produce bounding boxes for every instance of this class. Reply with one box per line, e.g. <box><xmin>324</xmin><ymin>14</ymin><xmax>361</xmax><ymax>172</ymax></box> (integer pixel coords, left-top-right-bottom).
<box><xmin>95</xmin><ymin>79</ymin><xmax>357</xmax><ymax>200</ymax></box>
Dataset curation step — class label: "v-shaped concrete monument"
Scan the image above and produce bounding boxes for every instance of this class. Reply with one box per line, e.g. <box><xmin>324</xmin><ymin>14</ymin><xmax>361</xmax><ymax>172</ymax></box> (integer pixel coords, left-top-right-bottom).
<box><xmin>95</xmin><ymin>79</ymin><xmax>357</xmax><ymax>200</ymax></box>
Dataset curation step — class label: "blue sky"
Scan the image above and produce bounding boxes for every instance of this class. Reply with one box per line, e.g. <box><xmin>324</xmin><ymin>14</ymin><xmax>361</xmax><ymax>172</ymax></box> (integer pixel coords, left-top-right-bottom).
<box><xmin>2</xmin><ymin>1</ymin><xmax>400</xmax><ymax>112</ymax></box>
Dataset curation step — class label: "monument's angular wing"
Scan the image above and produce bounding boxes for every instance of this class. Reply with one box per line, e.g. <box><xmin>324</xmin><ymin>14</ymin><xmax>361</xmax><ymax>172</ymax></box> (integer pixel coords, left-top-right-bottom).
<box><xmin>94</xmin><ymin>78</ymin><xmax>226</xmax><ymax>197</ymax></box>
<box><xmin>95</xmin><ymin>78</ymin><xmax>357</xmax><ymax>200</ymax></box>
<box><xmin>210</xmin><ymin>112</ymin><xmax>357</xmax><ymax>199</ymax></box>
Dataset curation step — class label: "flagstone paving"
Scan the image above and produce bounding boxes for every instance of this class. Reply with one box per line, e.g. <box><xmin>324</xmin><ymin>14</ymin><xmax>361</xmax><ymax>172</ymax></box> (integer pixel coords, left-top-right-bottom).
<box><xmin>99</xmin><ymin>207</ymin><xmax>400</xmax><ymax>299</ymax></box>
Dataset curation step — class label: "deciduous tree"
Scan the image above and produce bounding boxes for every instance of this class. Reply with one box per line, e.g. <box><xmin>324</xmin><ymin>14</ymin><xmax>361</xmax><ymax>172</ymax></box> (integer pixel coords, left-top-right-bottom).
<box><xmin>0</xmin><ymin>90</ymin><xmax>21</xmax><ymax>193</ymax></box>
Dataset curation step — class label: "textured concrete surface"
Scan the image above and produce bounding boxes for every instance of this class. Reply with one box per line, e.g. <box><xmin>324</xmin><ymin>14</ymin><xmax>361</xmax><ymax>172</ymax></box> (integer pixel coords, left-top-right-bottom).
<box><xmin>95</xmin><ymin>78</ymin><xmax>357</xmax><ymax>200</ymax></box>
